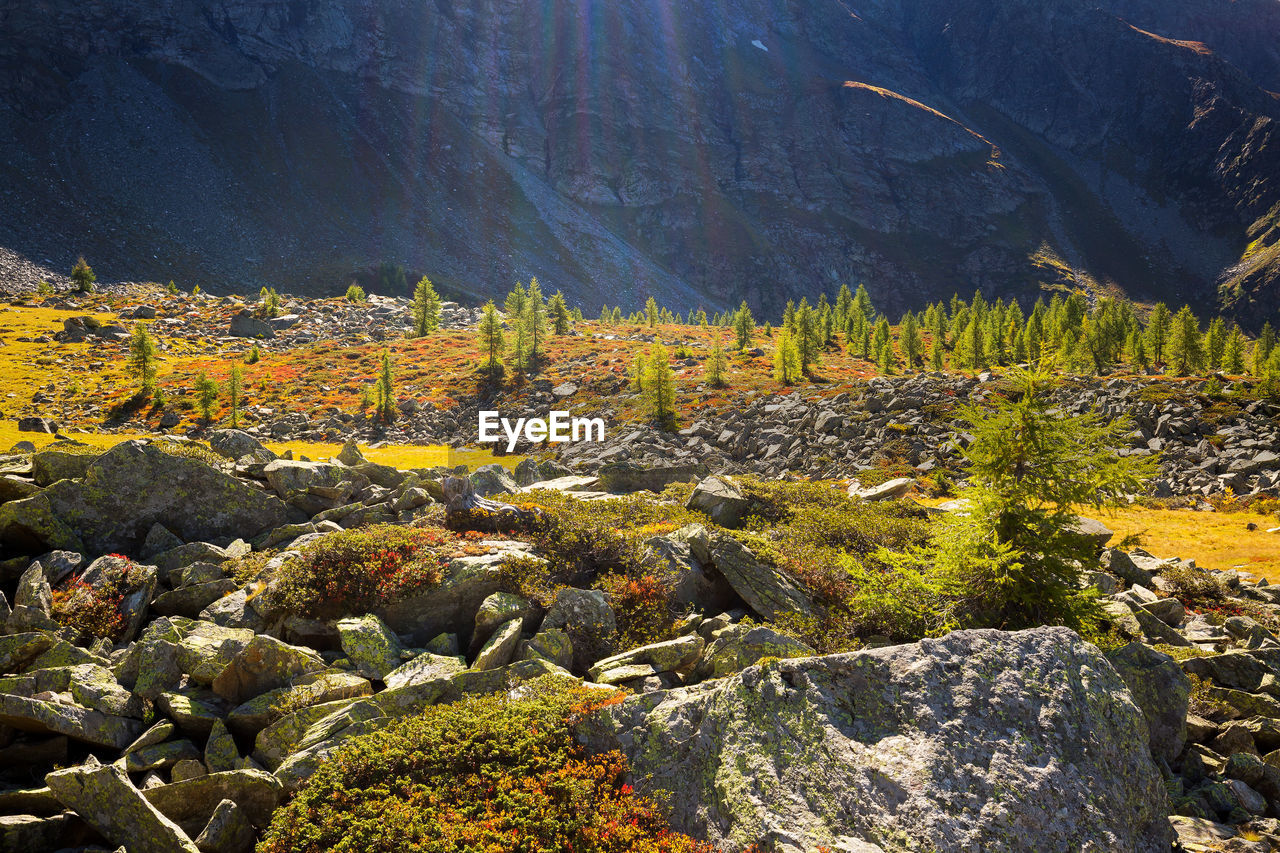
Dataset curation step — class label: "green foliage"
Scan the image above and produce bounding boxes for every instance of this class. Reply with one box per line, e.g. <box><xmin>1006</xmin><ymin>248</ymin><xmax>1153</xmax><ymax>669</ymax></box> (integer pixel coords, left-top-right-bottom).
<box><xmin>923</xmin><ymin>368</ymin><xmax>1155</xmax><ymax>630</ymax></box>
<box><xmin>127</xmin><ymin>323</ymin><xmax>158</xmax><ymax>394</ymax></box>
<box><xmin>71</xmin><ymin>257</ymin><xmax>96</xmax><ymax>293</ymax></box>
<box><xmin>345</xmin><ymin>284</ymin><xmax>367</xmax><ymax>303</ymax></box>
<box><xmin>733</xmin><ymin>301</ymin><xmax>754</xmax><ymax>351</ymax></box>
<box><xmin>270</xmin><ymin>525</ymin><xmax>451</xmax><ymax>619</ymax></box>
<box><xmin>245</xmin><ymin>343</ymin><xmax>261</xmax><ymax>364</ymax></box>
<box><xmin>773</xmin><ymin>328</ymin><xmax>801</xmax><ymax>384</ymax></box>
<box><xmin>1167</xmin><ymin>305</ymin><xmax>1204</xmax><ymax>375</ymax></box>
<box><xmin>376</xmin><ymin>262</ymin><xmax>408</xmax><ymax>296</ymax></box>
<box><xmin>259</xmin><ymin>684</ymin><xmax>714</xmax><ymax>853</ymax></box>
<box><xmin>549</xmin><ymin>290</ymin><xmax>571</xmax><ymax>334</ymax></box>
<box><xmin>375</xmin><ymin>349</ymin><xmax>396</xmax><ymax>423</ymax></box>
<box><xmin>227</xmin><ymin>363</ymin><xmax>243</xmax><ymax>427</ymax></box>
<box><xmin>166</xmin><ymin>280</ymin><xmax>178</xmax><ymax>295</ymax></box>
<box><xmin>50</xmin><ymin>559</ymin><xmax>143</xmax><ymax>642</ymax></box>
<box><xmin>477</xmin><ymin>300</ymin><xmax>505</xmax><ymax>379</ymax></box>
<box><xmin>259</xmin><ymin>287</ymin><xmax>282</xmax><ymax>318</ymax></box>
<box><xmin>194</xmin><ymin>372</ymin><xmax>218</xmax><ymax>421</ymax></box>
<box><xmin>643</xmin><ymin>343</ymin><xmax>676</xmax><ymax>429</ymax></box>
<box><xmin>36</xmin><ymin>279</ymin><xmax>52</xmax><ymax>296</ymax></box>
<box><xmin>705</xmin><ymin>340</ymin><xmax>729</xmax><ymax>388</ymax></box>
<box><xmin>412</xmin><ymin>276</ymin><xmax>442</xmax><ymax>337</ymax></box>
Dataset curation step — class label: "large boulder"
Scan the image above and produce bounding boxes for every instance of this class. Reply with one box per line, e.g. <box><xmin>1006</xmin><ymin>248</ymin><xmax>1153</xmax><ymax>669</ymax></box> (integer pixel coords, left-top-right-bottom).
<box><xmin>1106</xmin><ymin>642</ymin><xmax>1191</xmax><ymax>765</ymax></box>
<box><xmin>210</xmin><ymin>635</ymin><xmax>327</xmax><ymax>704</ymax></box>
<box><xmin>577</xmin><ymin>627</ymin><xmax>1173</xmax><ymax>852</ymax></box>
<box><xmin>685</xmin><ymin>475</ymin><xmax>752</xmax><ymax>528</ymax></box>
<box><xmin>597</xmin><ymin>461</ymin><xmax>705</xmax><ymax>493</ymax></box>
<box><xmin>0</xmin><ymin>441</ymin><xmax>291</xmax><ymax>555</ymax></box>
<box><xmin>31</xmin><ymin>447</ymin><xmax>96</xmax><ymax>486</ymax></box>
<box><xmin>46</xmin><ymin>760</ymin><xmax>200</xmax><ymax>853</ymax></box>
<box><xmin>707</xmin><ymin>533</ymin><xmax>813</xmax><ymax>620</ymax></box>
<box><xmin>692</xmin><ymin>624</ymin><xmax>815</xmax><ymax>681</ymax></box>
<box><xmin>228</xmin><ymin>310</ymin><xmax>275</xmax><ymax>339</ymax></box>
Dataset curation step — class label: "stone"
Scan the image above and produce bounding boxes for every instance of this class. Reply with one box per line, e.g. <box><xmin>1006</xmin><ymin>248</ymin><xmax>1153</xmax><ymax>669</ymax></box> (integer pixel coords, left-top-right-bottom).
<box><xmin>577</xmin><ymin>627</ymin><xmax>1172</xmax><ymax>852</ymax></box>
<box><xmin>472</xmin><ymin>618</ymin><xmax>523</xmax><ymax>670</ymax></box>
<box><xmin>589</xmin><ymin>635</ymin><xmax>705</xmax><ymax>681</ymax></box>
<box><xmin>542</xmin><ymin>587</ymin><xmax>617</xmax><ymax>672</ymax></box>
<box><xmin>143</xmin><ymin>770</ymin><xmax>283</xmax><ymax>835</ymax></box>
<box><xmin>470</xmin><ymin>463</ymin><xmax>519</xmax><ymax>497</ymax></box>
<box><xmin>692</xmin><ymin>624</ymin><xmax>815</xmax><ymax>681</ymax></box>
<box><xmin>383</xmin><ymin>652</ymin><xmax>466</xmax><ymax>690</ymax></box>
<box><xmin>31</xmin><ymin>447</ymin><xmax>95</xmax><ymax>486</ymax></box>
<box><xmin>1102</xmin><ymin>549</ymin><xmax>1154</xmax><ymax>587</ymax></box>
<box><xmin>45</xmin><ymin>761</ymin><xmax>200</xmax><ymax>853</ymax></box>
<box><xmin>0</xmin><ymin>692</ymin><xmax>142</xmax><ymax>749</ymax></box>
<box><xmin>176</xmin><ymin>623</ymin><xmax>256</xmax><ymax>685</ymax></box>
<box><xmin>67</xmin><ymin>663</ymin><xmax>144</xmax><ymax>718</ymax></box>
<box><xmin>80</xmin><ymin>554</ymin><xmax>158</xmax><ymax>643</ymax></box>
<box><xmin>0</xmin><ymin>813</ymin><xmax>68</xmax><ymax>851</ymax></box>
<box><xmin>228</xmin><ymin>310</ymin><xmax>275</xmax><ymax>339</ymax></box>
<box><xmin>171</xmin><ymin>759</ymin><xmax>208</xmax><ymax>782</ymax></box>
<box><xmin>205</xmin><ymin>719</ymin><xmax>240</xmax><ymax>773</ymax></box>
<box><xmin>1067</xmin><ymin>516</ymin><xmax>1114</xmax><ymax>549</ymax></box>
<box><xmin>120</xmin><ymin>739</ymin><xmax>202</xmax><ymax>773</ymax></box>
<box><xmin>0</xmin><ymin>441</ymin><xmax>291</xmax><ymax>555</ymax></box>
<box><xmin>158</xmin><ymin>689</ymin><xmax>230</xmax><ymax>737</ymax></box>
<box><xmin>1224</xmin><ymin>778</ymin><xmax>1267</xmax><ymax>815</ymax></box>
<box><xmin>1106</xmin><ymin>641</ymin><xmax>1190</xmax><ymax>764</ymax></box>
<box><xmin>1183</xmin><ymin>651</ymin><xmax>1278</xmax><ymax>694</ymax></box>
<box><xmin>194</xmin><ymin>799</ymin><xmax>256</xmax><ymax>853</ymax></box>
<box><xmin>685</xmin><ymin>475</ymin><xmax>751</xmax><ymax>527</ymax></box>
<box><xmin>472</xmin><ymin>591</ymin><xmax>531</xmax><ymax>650</ymax></box>
<box><xmin>848</xmin><ymin>476</ymin><xmax>913</xmax><ymax>501</ymax></box>
<box><xmin>207</xmin><ymin>430</ymin><xmax>272</xmax><ymax>461</ymax></box>
<box><xmin>707</xmin><ymin>533</ymin><xmax>813</xmax><ymax>620</ymax></box>
<box><xmin>227</xmin><ymin>671</ymin><xmax>373</xmax><ymax>736</ymax></box>
<box><xmin>380</xmin><ymin>541</ymin><xmax>536</xmax><ymax>644</ymax></box>
<box><xmin>336</xmin><ymin>614</ymin><xmax>403</xmax><ymax>680</ymax></box>
<box><xmin>17</xmin><ymin>416</ymin><xmax>57</xmax><ymax>433</ymax></box>
<box><xmin>597</xmin><ymin>461</ymin><xmax>705</xmax><ymax>493</ymax></box>
<box><xmin>124</xmin><ymin>720</ymin><xmax>178</xmax><ymax>755</ymax></box>
<box><xmin>519</xmin><ymin>628</ymin><xmax>574</xmax><ymax>670</ymax></box>
<box><xmin>211</xmin><ymin>635</ymin><xmax>327</xmax><ymax>704</ymax></box>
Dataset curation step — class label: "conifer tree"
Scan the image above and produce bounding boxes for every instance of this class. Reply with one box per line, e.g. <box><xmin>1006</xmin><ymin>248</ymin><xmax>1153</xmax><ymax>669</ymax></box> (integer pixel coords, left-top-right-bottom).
<box><xmin>128</xmin><ymin>323</ymin><xmax>158</xmax><ymax>395</ymax></box>
<box><xmin>194</xmin><ymin>372</ymin><xmax>218</xmax><ymax>421</ymax></box>
<box><xmin>477</xmin><ymin>300</ymin><xmax>505</xmax><ymax>378</ymax></box>
<box><xmin>797</xmin><ymin>300</ymin><xmax>821</xmax><ymax>371</ymax></box>
<box><xmin>645</xmin><ymin>296</ymin><xmax>659</xmax><ymax>328</ymax></box>
<box><xmin>548</xmin><ymin>290</ymin><xmax>571</xmax><ymax>335</ymax></box>
<box><xmin>1144</xmin><ymin>303</ymin><xmax>1172</xmax><ymax>367</ymax></box>
<box><xmin>782</xmin><ymin>299</ymin><xmax>797</xmax><ymax>333</ymax></box>
<box><xmin>523</xmin><ymin>278</ymin><xmax>547</xmax><ymax>364</ymax></box>
<box><xmin>599</xmin><ymin>305</ymin><xmax>612</xmax><ymax>324</ymax></box>
<box><xmin>631</xmin><ymin>352</ymin><xmax>647</xmax><ymax>393</ymax></box>
<box><xmin>504</xmin><ymin>282</ymin><xmax>528</xmax><ymax>319</ymax></box>
<box><xmin>697</xmin><ymin>308</ymin><xmax>708</xmax><ymax>328</ymax></box>
<box><xmin>1204</xmin><ymin>317</ymin><xmax>1226</xmax><ymax>369</ymax></box>
<box><xmin>733</xmin><ymin>301</ymin><xmax>755</xmax><ymax>351</ymax></box>
<box><xmin>852</xmin><ymin>283</ymin><xmax>874</xmax><ymax>322</ymax></box>
<box><xmin>412</xmin><ymin>277</ymin><xmax>442</xmax><ymax>337</ymax></box>
<box><xmin>1167</xmin><ymin>305</ymin><xmax>1204</xmax><ymax>376</ymax></box>
<box><xmin>375</xmin><ymin>350</ymin><xmax>396</xmax><ymax>422</ymax></box>
<box><xmin>71</xmin><ymin>257</ymin><xmax>96</xmax><ymax>293</ymax></box>
<box><xmin>774</xmin><ymin>329</ymin><xmax>801</xmax><ymax>385</ymax></box>
<box><xmin>929</xmin><ymin>339</ymin><xmax>946</xmax><ymax>371</ymax></box>
<box><xmin>706</xmin><ymin>340</ymin><xmax>729</xmax><ymax>388</ymax></box>
<box><xmin>900</xmin><ymin>312</ymin><xmax>924</xmax><ymax>367</ymax></box>
<box><xmin>645</xmin><ymin>344</ymin><xmax>676</xmax><ymax>428</ymax></box>
<box><xmin>227</xmin><ymin>364</ymin><xmax>243</xmax><ymax>427</ymax></box>
<box><xmin>1253</xmin><ymin>322</ymin><xmax>1276</xmax><ymax>375</ymax></box>
<box><xmin>1223</xmin><ymin>325</ymin><xmax>1247</xmax><ymax>374</ymax></box>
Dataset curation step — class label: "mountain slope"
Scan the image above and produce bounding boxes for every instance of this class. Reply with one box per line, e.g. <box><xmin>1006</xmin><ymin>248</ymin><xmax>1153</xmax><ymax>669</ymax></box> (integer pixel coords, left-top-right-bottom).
<box><xmin>0</xmin><ymin>0</ymin><xmax>1277</xmax><ymax>322</ymax></box>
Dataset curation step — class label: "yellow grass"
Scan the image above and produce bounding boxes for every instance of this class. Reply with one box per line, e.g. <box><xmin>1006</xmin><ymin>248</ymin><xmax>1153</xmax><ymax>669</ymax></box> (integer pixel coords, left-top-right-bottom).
<box><xmin>1097</xmin><ymin>506</ymin><xmax>1280</xmax><ymax>581</ymax></box>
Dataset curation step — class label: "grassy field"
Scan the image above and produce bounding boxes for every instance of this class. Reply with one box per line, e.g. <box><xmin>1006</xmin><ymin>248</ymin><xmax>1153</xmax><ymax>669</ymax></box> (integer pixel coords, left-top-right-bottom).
<box><xmin>1098</xmin><ymin>505</ymin><xmax>1280</xmax><ymax>581</ymax></box>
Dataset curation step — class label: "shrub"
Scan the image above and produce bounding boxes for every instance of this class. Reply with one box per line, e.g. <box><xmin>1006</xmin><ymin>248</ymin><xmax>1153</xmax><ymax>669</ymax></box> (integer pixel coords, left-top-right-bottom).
<box><xmin>596</xmin><ymin>571</ymin><xmax>678</xmax><ymax>650</ymax></box>
<box><xmin>259</xmin><ymin>683</ymin><xmax>715</xmax><ymax>853</ymax></box>
<box><xmin>245</xmin><ymin>343</ymin><xmax>261</xmax><ymax>364</ymax></box>
<box><xmin>50</xmin><ymin>557</ymin><xmax>143</xmax><ymax>641</ymax></box>
<box><xmin>345</xmin><ymin>284</ymin><xmax>367</xmax><ymax>303</ymax></box>
<box><xmin>271</xmin><ymin>525</ymin><xmax>452</xmax><ymax>619</ymax></box>
<box><xmin>71</xmin><ymin>257</ymin><xmax>95</xmax><ymax>292</ymax></box>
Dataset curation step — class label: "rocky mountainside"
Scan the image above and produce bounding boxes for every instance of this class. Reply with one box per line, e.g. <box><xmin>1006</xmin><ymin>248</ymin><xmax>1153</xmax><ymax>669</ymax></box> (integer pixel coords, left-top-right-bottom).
<box><xmin>1</xmin><ymin>0</ymin><xmax>1278</xmax><ymax>322</ymax></box>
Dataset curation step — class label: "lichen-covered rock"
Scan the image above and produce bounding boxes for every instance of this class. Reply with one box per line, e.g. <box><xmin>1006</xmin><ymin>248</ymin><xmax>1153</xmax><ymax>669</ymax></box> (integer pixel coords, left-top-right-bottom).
<box><xmin>380</xmin><ymin>542</ymin><xmax>536</xmax><ymax>643</ymax></box>
<box><xmin>588</xmin><ymin>635</ymin><xmax>704</xmax><ymax>682</ymax></box>
<box><xmin>227</xmin><ymin>671</ymin><xmax>373</xmax><ymax>736</ymax></box>
<box><xmin>471</xmin><ymin>617</ymin><xmax>523</xmax><ymax>670</ymax></box>
<box><xmin>519</xmin><ymin>628</ymin><xmax>574</xmax><ymax>670</ymax></box>
<box><xmin>336</xmin><ymin>614</ymin><xmax>403</xmax><ymax>680</ymax></box>
<box><xmin>691</xmin><ymin>624</ymin><xmax>814</xmax><ymax>681</ymax></box>
<box><xmin>0</xmin><ymin>692</ymin><xmax>143</xmax><ymax>749</ymax></box>
<box><xmin>31</xmin><ymin>447</ymin><xmax>96</xmax><ymax>487</ymax></box>
<box><xmin>685</xmin><ymin>475</ymin><xmax>751</xmax><ymax>528</ymax></box>
<box><xmin>542</xmin><ymin>586</ymin><xmax>617</xmax><ymax>672</ymax></box>
<box><xmin>0</xmin><ymin>441</ymin><xmax>291</xmax><ymax>555</ymax></box>
<box><xmin>157</xmin><ymin>689</ymin><xmax>230</xmax><ymax>738</ymax></box>
<box><xmin>577</xmin><ymin>627</ymin><xmax>1173</xmax><ymax>852</ymax></box>
<box><xmin>383</xmin><ymin>652</ymin><xmax>465</xmax><ymax>690</ymax></box>
<box><xmin>205</xmin><ymin>719</ymin><xmax>240</xmax><ymax>773</ymax></box>
<box><xmin>472</xmin><ymin>591</ymin><xmax>531</xmax><ymax>650</ymax></box>
<box><xmin>211</xmin><ymin>635</ymin><xmax>326</xmax><ymax>704</ymax></box>
<box><xmin>0</xmin><ymin>813</ymin><xmax>69</xmax><ymax>852</ymax></box>
<box><xmin>194</xmin><ymin>798</ymin><xmax>257</xmax><ymax>853</ymax></box>
<box><xmin>142</xmin><ymin>769</ymin><xmax>282</xmax><ymax>835</ymax></box>
<box><xmin>1106</xmin><ymin>641</ymin><xmax>1191</xmax><ymax>765</ymax></box>
<box><xmin>707</xmin><ymin>533</ymin><xmax>812</xmax><ymax>620</ymax></box>
<box><xmin>45</xmin><ymin>760</ymin><xmax>200</xmax><ymax>853</ymax></box>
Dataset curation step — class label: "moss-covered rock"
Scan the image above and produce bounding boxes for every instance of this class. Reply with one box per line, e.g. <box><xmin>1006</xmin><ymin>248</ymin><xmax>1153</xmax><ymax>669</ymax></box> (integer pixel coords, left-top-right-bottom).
<box><xmin>45</xmin><ymin>761</ymin><xmax>200</xmax><ymax>853</ymax></box>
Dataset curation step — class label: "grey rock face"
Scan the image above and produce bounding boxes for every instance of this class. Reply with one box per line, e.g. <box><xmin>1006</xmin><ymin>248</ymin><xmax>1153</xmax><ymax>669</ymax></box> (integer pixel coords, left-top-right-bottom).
<box><xmin>578</xmin><ymin>627</ymin><xmax>1172</xmax><ymax>852</ymax></box>
<box><xmin>45</xmin><ymin>761</ymin><xmax>200</xmax><ymax>853</ymax></box>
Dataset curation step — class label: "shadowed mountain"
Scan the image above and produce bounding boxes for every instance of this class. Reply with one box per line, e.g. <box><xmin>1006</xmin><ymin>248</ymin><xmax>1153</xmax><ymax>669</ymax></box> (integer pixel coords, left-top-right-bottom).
<box><xmin>0</xmin><ymin>0</ymin><xmax>1276</xmax><ymax>322</ymax></box>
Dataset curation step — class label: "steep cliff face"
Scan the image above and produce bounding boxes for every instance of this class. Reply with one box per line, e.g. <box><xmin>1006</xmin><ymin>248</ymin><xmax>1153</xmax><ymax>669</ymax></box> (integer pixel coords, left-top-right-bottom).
<box><xmin>0</xmin><ymin>0</ymin><xmax>1276</xmax><ymax>321</ymax></box>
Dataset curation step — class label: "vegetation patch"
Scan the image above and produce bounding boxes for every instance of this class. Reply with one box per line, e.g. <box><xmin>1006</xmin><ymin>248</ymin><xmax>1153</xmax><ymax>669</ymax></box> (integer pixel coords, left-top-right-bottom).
<box><xmin>259</xmin><ymin>682</ymin><xmax>715</xmax><ymax>853</ymax></box>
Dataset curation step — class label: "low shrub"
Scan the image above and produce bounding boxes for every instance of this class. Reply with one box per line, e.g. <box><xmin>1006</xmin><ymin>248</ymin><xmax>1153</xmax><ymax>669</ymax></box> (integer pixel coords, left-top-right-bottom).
<box><xmin>259</xmin><ymin>682</ymin><xmax>716</xmax><ymax>853</ymax></box>
<box><xmin>50</xmin><ymin>557</ymin><xmax>142</xmax><ymax>641</ymax></box>
<box><xmin>271</xmin><ymin>525</ymin><xmax>453</xmax><ymax>619</ymax></box>
<box><xmin>596</xmin><ymin>571</ymin><xmax>678</xmax><ymax>650</ymax></box>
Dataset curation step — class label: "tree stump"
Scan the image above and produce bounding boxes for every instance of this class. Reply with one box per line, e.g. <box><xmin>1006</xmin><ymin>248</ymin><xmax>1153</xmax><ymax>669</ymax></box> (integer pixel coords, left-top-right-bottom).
<box><xmin>442</xmin><ymin>476</ymin><xmax>542</xmax><ymax>532</ymax></box>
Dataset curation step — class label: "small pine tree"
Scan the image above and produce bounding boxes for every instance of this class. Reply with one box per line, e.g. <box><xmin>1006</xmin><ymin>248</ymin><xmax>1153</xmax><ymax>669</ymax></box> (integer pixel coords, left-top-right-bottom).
<box><xmin>646</xmin><ymin>344</ymin><xmax>676</xmax><ymax>429</ymax></box>
<box><xmin>1223</xmin><ymin>325</ymin><xmax>1247</xmax><ymax>374</ymax></box>
<box><xmin>523</xmin><ymin>278</ymin><xmax>547</xmax><ymax>365</ymax></box>
<box><xmin>192</xmin><ymin>284</ymin><xmax>202</xmax><ymax>296</ymax></box>
<box><xmin>260</xmin><ymin>287</ymin><xmax>281</xmax><ymax>318</ymax></box>
<box><xmin>645</xmin><ymin>296</ymin><xmax>660</xmax><ymax>329</ymax></box>
<box><xmin>412</xmin><ymin>277</ymin><xmax>442</xmax><ymax>337</ymax></box>
<box><xmin>1144</xmin><ymin>302</ymin><xmax>1172</xmax><ymax>366</ymax></box>
<box><xmin>900</xmin><ymin>313</ymin><xmax>923</xmax><ymax>367</ymax></box>
<box><xmin>227</xmin><ymin>364</ymin><xmax>243</xmax><ymax>427</ymax></box>
<box><xmin>733</xmin><ymin>301</ymin><xmax>755</xmax><ymax>351</ymax></box>
<box><xmin>345</xmin><ymin>284</ymin><xmax>367</xmax><ymax>303</ymax></box>
<box><xmin>477</xmin><ymin>300</ymin><xmax>505</xmax><ymax>379</ymax></box>
<box><xmin>706</xmin><ymin>341</ymin><xmax>729</xmax><ymax>388</ymax></box>
<box><xmin>929</xmin><ymin>339</ymin><xmax>945</xmax><ymax>371</ymax></box>
<box><xmin>548</xmin><ymin>290</ymin><xmax>571</xmax><ymax>335</ymax></box>
<box><xmin>166</xmin><ymin>280</ymin><xmax>179</xmax><ymax>295</ymax></box>
<box><xmin>774</xmin><ymin>329</ymin><xmax>801</xmax><ymax>384</ymax></box>
<box><xmin>1166</xmin><ymin>305</ymin><xmax>1204</xmax><ymax>376</ymax></box>
<box><xmin>245</xmin><ymin>343</ymin><xmax>261</xmax><ymax>364</ymax></box>
<box><xmin>505</xmin><ymin>282</ymin><xmax>528</xmax><ymax>319</ymax></box>
<box><xmin>194</xmin><ymin>372</ymin><xmax>218</xmax><ymax>421</ymax></box>
<box><xmin>127</xmin><ymin>323</ymin><xmax>158</xmax><ymax>394</ymax></box>
<box><xmin>36</xmin><ymin>280</ymin><xmax>52</xmax><ymax>296</ymax></box>
<box><xmin>631</xmin><ymin>352</ymin><xmax>647</xmax><ymax>393</ymax></box>
<box><xmin>1204</xmin><ymin>317</ymin><xmax>1226</xmax><ymax>370</ymax></box>
<box><xmin>375</xmin><ymin>350</ymin><xmax>396</xmax><ymax>423</ymax></box>
<box><xmin>71</xmin><ymin>257</ymin><xmax>96</xmax><ymax>293</ymax></box>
